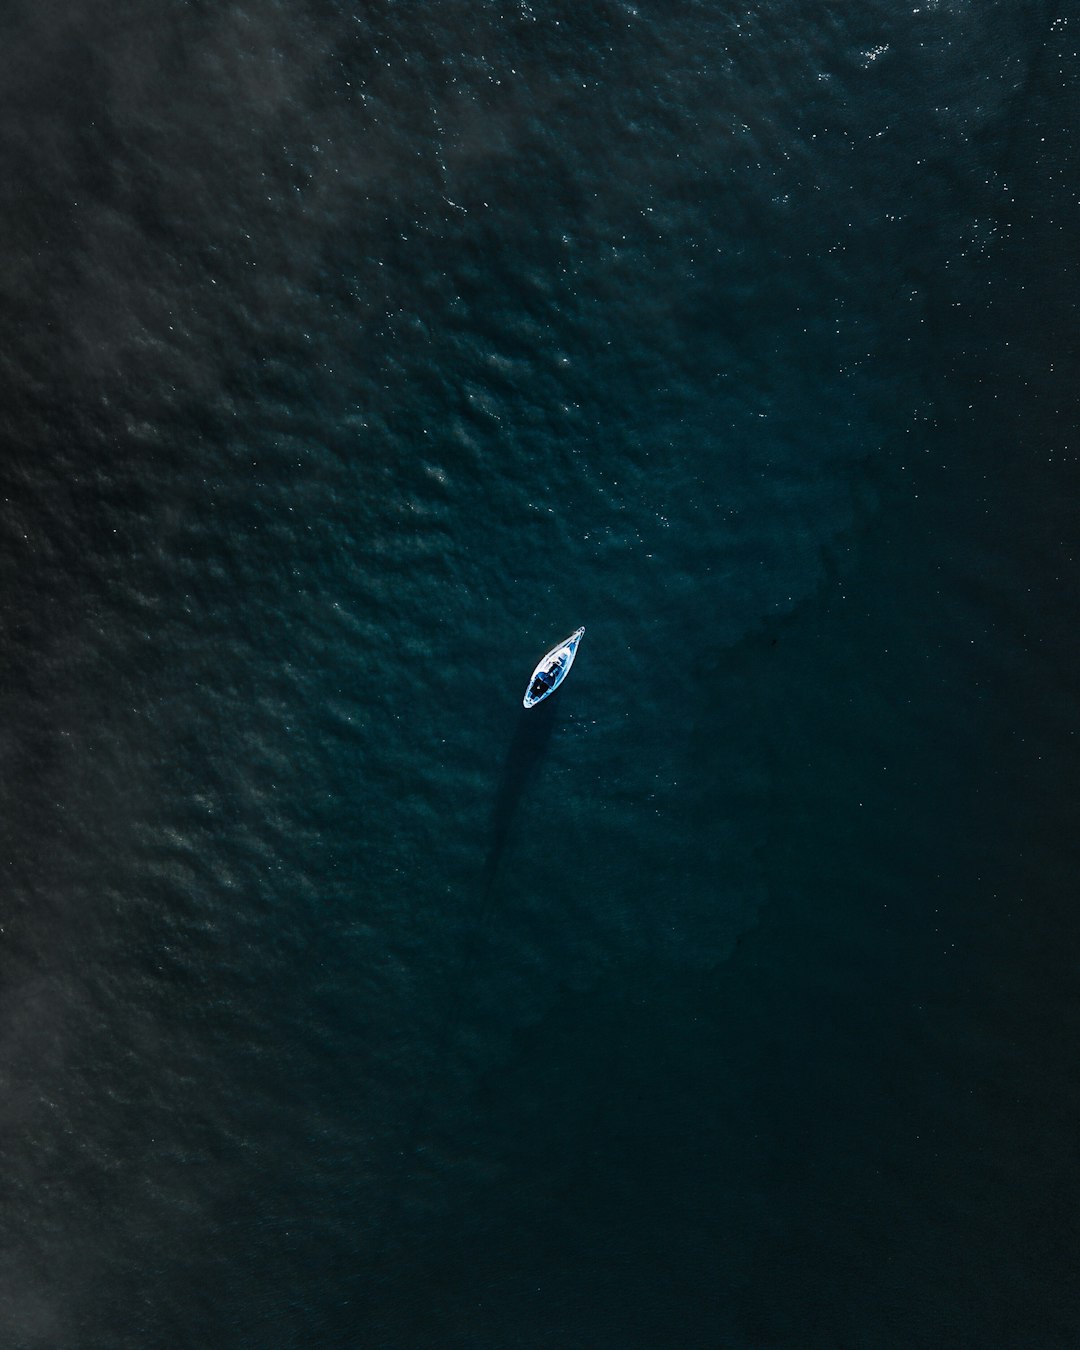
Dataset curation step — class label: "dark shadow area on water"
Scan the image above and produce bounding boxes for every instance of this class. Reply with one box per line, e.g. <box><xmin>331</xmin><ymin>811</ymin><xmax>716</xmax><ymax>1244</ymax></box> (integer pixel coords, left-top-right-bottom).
<box><xmin>480</xmin><ymin>697</ymin><xmax>558</xmax><ymax>902</ymax></box>
<box><xmin>364</xmin><ymin>696</ymin><xmax>560</xmax><ymax>1296</ymax></box>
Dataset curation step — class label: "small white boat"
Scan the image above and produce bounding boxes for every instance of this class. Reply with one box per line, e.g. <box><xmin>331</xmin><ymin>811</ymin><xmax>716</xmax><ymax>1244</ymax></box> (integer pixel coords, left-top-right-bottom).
<box><xmin>523</xmin><ymin>627</ymin><xmax>585</xmax><ymax>708</ymax></box>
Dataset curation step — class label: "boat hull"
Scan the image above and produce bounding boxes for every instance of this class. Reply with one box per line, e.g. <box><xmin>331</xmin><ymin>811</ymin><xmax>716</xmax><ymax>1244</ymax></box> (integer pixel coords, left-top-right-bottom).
<box><xmin>523</xmin><ymin>627</ymin><xmax>585</xmax><ymax>708</ymax></box>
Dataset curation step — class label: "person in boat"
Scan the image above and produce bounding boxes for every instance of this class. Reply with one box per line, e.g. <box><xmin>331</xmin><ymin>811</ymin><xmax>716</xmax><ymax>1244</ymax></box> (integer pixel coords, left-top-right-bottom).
<box><xmin>531</xmin><ymin>668</ymin><xmax>556</xmax><ymax>699</ymax></box>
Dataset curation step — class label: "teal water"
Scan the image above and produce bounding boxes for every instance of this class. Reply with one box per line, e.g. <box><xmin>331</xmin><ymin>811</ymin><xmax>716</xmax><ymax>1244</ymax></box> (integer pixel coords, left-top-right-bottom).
<box><xmin>0</xmin><ymin>2</ymin><xmax>1077</xmax><ymax>1346</ymax></box>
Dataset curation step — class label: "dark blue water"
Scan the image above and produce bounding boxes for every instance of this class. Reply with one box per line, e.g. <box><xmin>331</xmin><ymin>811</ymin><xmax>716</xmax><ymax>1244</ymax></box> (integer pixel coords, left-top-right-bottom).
<box><xmin>1</xmin><ymin>2</ymin><xmax>1078</xmax><ymax>1345</ymax></box>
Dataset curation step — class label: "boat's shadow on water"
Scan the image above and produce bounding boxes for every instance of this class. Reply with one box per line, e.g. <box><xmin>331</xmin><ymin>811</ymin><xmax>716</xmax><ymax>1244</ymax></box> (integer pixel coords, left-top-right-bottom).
<box><xmin>362</xmin><ymin>702</ymin><xmax>558</xmax><ymax>1293</ymax></box>
<box><xmin>481</xmin><ymin>699</ymin><xmax>557</xmax><ymax>899</ymax></box>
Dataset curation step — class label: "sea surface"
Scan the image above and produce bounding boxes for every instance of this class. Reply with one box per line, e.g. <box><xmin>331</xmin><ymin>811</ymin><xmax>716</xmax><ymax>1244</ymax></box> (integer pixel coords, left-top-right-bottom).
<box><xmin>1</xmin><ymin>2</ymin><xmax>1078</xmax><ymax>1346</ymax></box>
